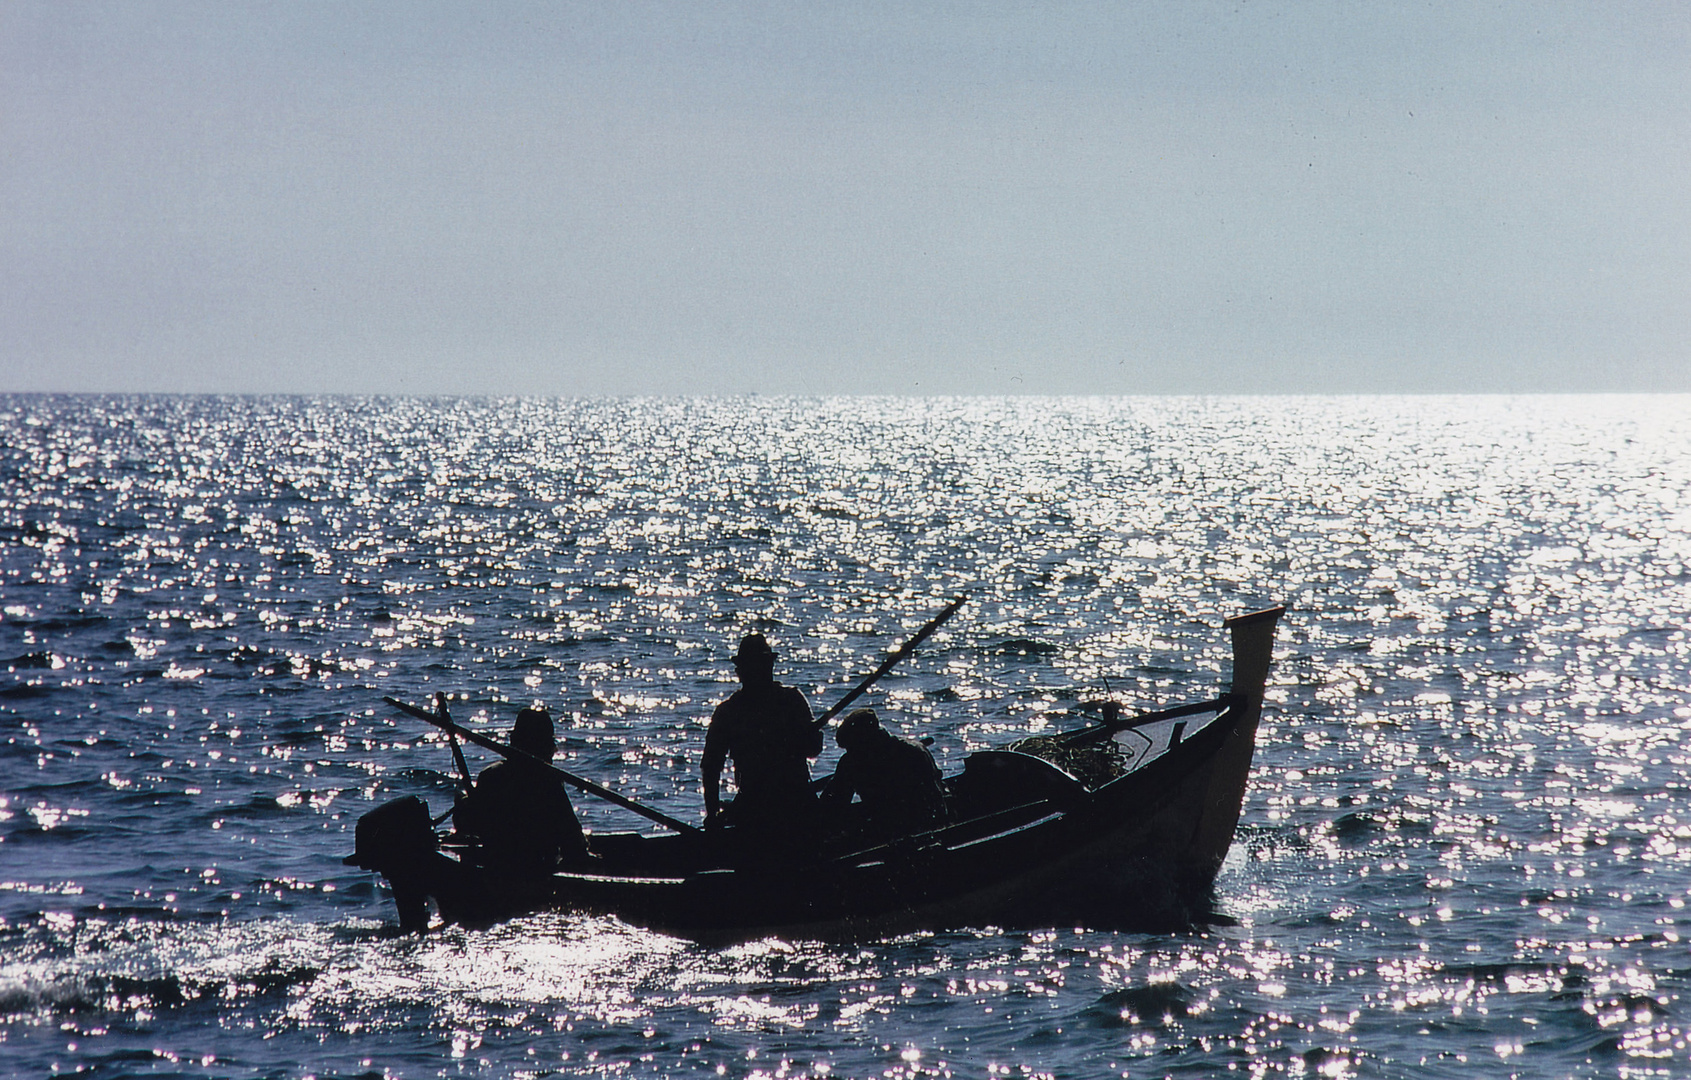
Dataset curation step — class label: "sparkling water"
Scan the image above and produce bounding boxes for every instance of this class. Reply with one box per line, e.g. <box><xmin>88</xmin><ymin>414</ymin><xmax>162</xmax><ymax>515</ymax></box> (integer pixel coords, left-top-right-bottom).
<box><xmin>2</xmin><ymin>394</ymin><xmax>1687</xmax><ymax>1078</ymax></box>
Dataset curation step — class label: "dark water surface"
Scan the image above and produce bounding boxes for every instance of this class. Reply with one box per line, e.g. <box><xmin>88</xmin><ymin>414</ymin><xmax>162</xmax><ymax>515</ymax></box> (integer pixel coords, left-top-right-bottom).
<box><xmin>2</xmin><ymin>395</ymin><xmax>1688</xmax><ymax>1078</ymax></box>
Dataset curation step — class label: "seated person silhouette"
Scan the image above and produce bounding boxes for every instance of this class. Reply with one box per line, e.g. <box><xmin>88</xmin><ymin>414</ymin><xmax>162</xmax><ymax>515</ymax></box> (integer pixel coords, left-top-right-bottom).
<box><xmin>454</xmin><ymin>706</ymin><xmax>590</xmax><ymax>877</ymax></box>
<box><xmin>702</xmin><ymin>633</ymin><xmax>824</xmax><ymax>850</ymax></box>
<box><xmin>820</xmin><ymin>708</ymin><xmax>949</xmax><ymax>841</ymax></box>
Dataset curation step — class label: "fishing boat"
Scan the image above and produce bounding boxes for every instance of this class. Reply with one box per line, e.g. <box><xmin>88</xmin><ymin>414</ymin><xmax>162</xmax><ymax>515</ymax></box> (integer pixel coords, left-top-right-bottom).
<box><xmin>346</xmin><ymin>605</ymin><xmax>1284</xmax><ymax>940</ymax></box>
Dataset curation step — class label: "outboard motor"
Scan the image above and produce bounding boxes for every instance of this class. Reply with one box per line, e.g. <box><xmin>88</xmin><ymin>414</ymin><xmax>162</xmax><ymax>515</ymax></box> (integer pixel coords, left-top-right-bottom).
<box><xmin>344</xmin><ymin>795</ymin><xmax>439</xmax><ymax>931</ymax></box>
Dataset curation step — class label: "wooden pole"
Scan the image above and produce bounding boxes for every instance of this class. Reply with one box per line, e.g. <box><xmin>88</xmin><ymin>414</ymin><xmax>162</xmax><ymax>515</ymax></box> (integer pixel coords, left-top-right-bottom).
<box><xmin>813</xmin><ymin>596</ymin><xmax>966</xmax><ymax>728</ymax></box>
<box><xmin>436</xmin><ymin>693</ymin><xmax>473</xmax><ymax>795</ymax></box>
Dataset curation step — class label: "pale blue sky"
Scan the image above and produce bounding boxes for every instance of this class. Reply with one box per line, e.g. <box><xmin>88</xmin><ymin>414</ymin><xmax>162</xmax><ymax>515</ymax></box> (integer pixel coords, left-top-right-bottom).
<box><xmin>3</xmin><ymin>1</ymin><xmax>1686</xmax><ymax>393</ymax></box>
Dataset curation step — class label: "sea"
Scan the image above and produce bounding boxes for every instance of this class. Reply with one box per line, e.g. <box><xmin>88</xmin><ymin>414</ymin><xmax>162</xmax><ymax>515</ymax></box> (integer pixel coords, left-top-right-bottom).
<box><xmin>1</xmin><ymin>394</ymin><xmax>1687</xmax><ymax>1079</ymax></box>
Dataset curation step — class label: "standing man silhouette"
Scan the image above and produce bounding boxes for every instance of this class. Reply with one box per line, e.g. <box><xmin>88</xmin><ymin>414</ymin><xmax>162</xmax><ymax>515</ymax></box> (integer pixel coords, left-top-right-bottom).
<box><xmin>702</xmin><ymin>634</ymin><xmax>823</xmax><ymax>839</ymax></box>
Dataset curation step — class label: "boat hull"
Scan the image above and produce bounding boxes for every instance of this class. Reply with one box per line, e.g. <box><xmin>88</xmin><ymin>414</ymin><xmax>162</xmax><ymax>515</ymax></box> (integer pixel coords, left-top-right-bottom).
<box><xmin>413</xmin><ymin>703</ymin><xmax>1237</xmax><ymax>940</ymax></box>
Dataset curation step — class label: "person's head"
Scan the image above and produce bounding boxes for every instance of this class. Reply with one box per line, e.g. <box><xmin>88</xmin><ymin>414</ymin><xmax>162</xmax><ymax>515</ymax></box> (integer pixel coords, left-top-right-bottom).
<box><xmin>731</xmin><ymin>633</ymin><xmax>777</xmax><ymax>684</ymax></box>
<box><xmin>511</xmin><ymin>706</ymin><xmax>556</xmax><ymax>760</ymax></box>
<box><xmin>836</xmin><ymin>708</ymin><xmax>884</xmax><ymax>751</ymax></box>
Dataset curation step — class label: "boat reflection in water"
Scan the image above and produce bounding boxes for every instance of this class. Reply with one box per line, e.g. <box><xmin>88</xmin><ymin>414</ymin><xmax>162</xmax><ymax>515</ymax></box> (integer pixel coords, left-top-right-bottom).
<box><xmin>347</xmin><ymin>605</ymin><xmax>1285</xmax><ymax>941</ymax></box>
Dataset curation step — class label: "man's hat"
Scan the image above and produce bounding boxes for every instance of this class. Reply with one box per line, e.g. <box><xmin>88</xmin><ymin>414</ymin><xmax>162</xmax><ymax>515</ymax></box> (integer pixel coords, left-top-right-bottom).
<box><xmin>511</xmin><ymin>705</ymin><xmax>556</xmax><ymax>759</ymax></box>
<box><xmin>732</xmin><ymin>633</ymin><xmax>776</xmax><ymax>662</ymax></box>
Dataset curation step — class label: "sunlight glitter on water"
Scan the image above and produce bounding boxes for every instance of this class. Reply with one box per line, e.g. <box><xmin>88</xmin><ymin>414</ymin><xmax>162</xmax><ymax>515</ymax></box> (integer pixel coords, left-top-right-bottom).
<box><xmin>2</xmin><ymin>394</ymin><xmax>1689</xmax><ymax>1077</ymax></box>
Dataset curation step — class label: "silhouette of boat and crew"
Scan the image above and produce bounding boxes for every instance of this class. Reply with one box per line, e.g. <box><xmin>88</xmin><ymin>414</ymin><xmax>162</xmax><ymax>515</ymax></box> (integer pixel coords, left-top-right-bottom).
<box><xmin>345</xmin><ymin>601</ymin><xmax>1285</xmax><ymax>940</ymax></box>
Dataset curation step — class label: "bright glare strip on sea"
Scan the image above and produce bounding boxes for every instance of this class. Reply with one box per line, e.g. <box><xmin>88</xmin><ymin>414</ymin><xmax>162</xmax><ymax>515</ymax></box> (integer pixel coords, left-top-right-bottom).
<box><xmin>0</xmin><ymin>394</ymin><xmax>1688</xmax><ymax>1077</ymax></box>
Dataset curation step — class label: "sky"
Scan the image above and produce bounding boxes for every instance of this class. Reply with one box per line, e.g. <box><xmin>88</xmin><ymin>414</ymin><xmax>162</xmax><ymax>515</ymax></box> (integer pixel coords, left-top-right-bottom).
<box><xmin>2</xmin><ymin>1</ymin><xmax>1687</xmax><ymax>395</ymax></box>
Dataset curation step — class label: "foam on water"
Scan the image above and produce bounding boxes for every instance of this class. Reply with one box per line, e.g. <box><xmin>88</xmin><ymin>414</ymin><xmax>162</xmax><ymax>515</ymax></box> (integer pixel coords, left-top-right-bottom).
<box><xmin>2</xmin><ymin>395</ymin><xmax>1688</xmax><ymax>1077</ymax></box>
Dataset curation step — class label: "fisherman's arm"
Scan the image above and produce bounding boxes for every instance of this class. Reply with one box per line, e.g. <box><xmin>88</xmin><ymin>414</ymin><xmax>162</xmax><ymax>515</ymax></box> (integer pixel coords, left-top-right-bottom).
<box><xmin>790</xmin><ymin>689</ymin><xmax>824</xmax><ymax>757</ymax></box>
<box><xmin>452</xmin><ymin>768</ymin><xmax>491</xmax><ymax>838</ymax></box>
<box><xmin>701</xmin><ymin>712</ymin><xmax>729</xmax><ymax>822</ymax></box>
<box><xmin>818</xmin><ymin>754</ymin><xmax>858</xmax><ymax>810</ymax></box>
<box><xmin>543</xmin><ymin>776</ymin><xmax>590</xmax><ymax>859</ymax></box>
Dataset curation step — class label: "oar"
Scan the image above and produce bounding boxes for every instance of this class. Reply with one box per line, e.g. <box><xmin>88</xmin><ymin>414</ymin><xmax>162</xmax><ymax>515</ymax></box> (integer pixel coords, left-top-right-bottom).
<box><xmin>813</xmin><ymin>595</ymin><xmax>967</xmax><ymax>729</ymax></box>
<box><xmin>383</xmin><ymin>696</ymin><xmax>701</xmax><ymax>836</ymax></box>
